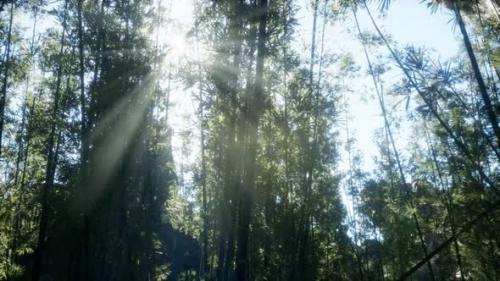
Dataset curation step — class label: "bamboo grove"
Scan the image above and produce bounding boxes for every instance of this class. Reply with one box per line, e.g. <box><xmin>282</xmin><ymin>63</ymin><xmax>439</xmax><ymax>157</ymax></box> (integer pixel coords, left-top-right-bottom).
<box><xmin>0</xmin><ymin>0</ymin><xmax>499</xmax><ymax>280</ymax></box>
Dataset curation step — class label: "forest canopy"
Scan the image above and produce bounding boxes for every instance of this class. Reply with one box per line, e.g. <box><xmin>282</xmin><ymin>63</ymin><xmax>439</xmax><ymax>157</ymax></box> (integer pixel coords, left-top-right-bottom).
<box><xmin>0</xmin><ymin>0</ymin><xmax>499</xmax><ymax>280</ymax></box>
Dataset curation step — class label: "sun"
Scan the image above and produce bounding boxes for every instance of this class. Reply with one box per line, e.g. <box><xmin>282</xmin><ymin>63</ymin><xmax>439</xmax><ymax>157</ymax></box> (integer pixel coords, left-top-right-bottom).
<box><xmin>155</xmin><ymin>23</ymin><xmax>209</xmax><ymax>66</ymax></box>
<box><xmin>166</xmin><ymin>31</ymin><xmax>190</xmax><ymax>60</ymax></box>
<box><xmin>151</xmin><ymin>24</ymin><xmax>190</xmax><ymax>62</ymax></box>
<box><xmin>150</xmin><ymin>0</ymin><xmax>211</xmax><ymax>65</ymax></box>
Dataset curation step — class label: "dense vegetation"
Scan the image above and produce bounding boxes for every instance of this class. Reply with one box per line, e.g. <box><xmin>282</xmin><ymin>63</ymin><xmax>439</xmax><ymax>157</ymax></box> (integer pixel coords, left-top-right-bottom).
<box><xmin>0</xmin><ymin>0</ymin><xmax>499</xmax><ymax>280</ymax></box>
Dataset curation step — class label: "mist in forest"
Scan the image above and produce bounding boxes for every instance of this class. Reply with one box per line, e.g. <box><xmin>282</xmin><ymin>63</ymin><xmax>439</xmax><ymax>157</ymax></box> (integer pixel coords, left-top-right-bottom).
<box><xmin>0</xmin><ymin>0</ymin><xmax>499</xmax><ymax>280</ymax></box>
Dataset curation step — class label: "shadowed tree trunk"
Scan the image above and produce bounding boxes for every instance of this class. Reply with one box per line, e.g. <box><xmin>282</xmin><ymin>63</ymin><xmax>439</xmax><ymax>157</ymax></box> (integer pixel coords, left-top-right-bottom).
<box><xmin>32</xmin><ymin>2</ymin><xmax>68</xmax><ymax>279</ymax></box>
<box><xmin>235</xmin><ymin>0</ymin><xmax>268</xmax><ymax>280</ymax></box>
<box><xmin>422</xmin><ymin>122</ymin><xmax>466</xmax><ymax>281</ymax></box>
<box><xmin>0</xmin><ymin>1</ymin><xmax>14</xmax><ymax>156</ymax></box>
<box><xmin>452</xmin><ymin>2</ymin><xmax>500</xmax><ymax>147</ymax></box>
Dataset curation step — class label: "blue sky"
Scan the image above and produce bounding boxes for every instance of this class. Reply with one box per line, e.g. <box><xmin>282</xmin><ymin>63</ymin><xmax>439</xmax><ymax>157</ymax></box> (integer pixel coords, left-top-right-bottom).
<box><xmin>333</xmin><ymin>0</ymin><xmax>461</xmax><ymax>173</ymax></box>
<box><xmin>377</xmin><ymin>1</ymin><xmax>459</xmax><ymax>58</ymax></box>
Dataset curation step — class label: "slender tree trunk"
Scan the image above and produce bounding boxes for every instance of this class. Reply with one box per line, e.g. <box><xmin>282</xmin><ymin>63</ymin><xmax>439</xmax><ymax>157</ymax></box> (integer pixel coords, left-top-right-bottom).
<box><xmin>453</xmin><ymin>3</ymin><xmax>500</xmax><ymax>146</ymax></box>
<box><xmin>450</xmin><ymin>215</ymin><xmax>466</xmax><ymax>281</ymax></box>
<box><xmin>78</xmin><ymin>0</ymin><xmax>87</xmax><ymax>159</ymax></box>
<box><xmin>474</xmin><ymin>0</ymin><xmax>500</xmax><ymax>86</ymax></box>
<box><xmin>0</xmin><ymin>1</ymin><xmax>14</xmax><ymax>156</ymax></box>
<box><xmin>215</xmin><ymin>1</ymin><xmax>245</xmax><ymax>280</ymax></box>
<box><xmin>20</xmin><ymin>95</ymin><xmax>36</xmax><ymax>190</ymax></box>
<box><xmin>199</xmin><ymin>47</ymin><xmax>209</xmax><ymax>281</ymax></box>
<box><xmin>309</xmin><ymin>0</ymin><xmax>319</xmax><ymax>88</ymax></box>
<box><xmin>192</xmin><ymin>5</ymin><xmax>208</xmax><ymax>277</ymax></box>
<box><xmin>423</xmin><ymin>122</ymin><xmax>466</xmax><ymax>281</ymax></box>
<box><xmin>76</xmin><ymin>1</ymin><xmax>91</xmax><ymax>280</ymax></box>
<box><xmin>363</xmin><ymin>1</ymin><xmax>498</xmax><ymax>194</ymax></box>
<box><xmin>235</xmin><ymin>1</ymin><xmax>268</xmax><ymax>280</ymax></box>
<box><xmin>7</xmin><ymin>94</ymin><xmax>30</xmax><ymax>274</ymax></box>
<box><xmin>10</xmin><ymin>7</ymin><xmax>38</xmax><ymax>182</ymax></box>
<box><xmin>10</xmin><ymin>94</ymin><xmax>36</xmax><ymax>272</ymax></box>
<box><xmin>117</xmin><ymin>2</ymin><xmax>133</xmax><ymax>279</ymax></box>
<box><xmin>295</xmin><ymin>2</ymin><xmax>319</xmax><ymax>280</ymax></box>
<box><xmin>281</xmin><ymin>2</ymin><xmax>294</xmax><ymax>274</ymax></box>
<box><xmin>32</xmin><ymin>3</ymin><xmax>68</xmax><ymax>278</ymax></box>
<box><xmin>353</xmin><ymin>8</ymin><xmax>437</xmax><ymax>281</ymax></box>
<box><xmin>81</xmin><ymin>1</ymin><xmax>106</xmax><ymax>278</ymax></box>
<box><xmin>13</xmin><ymin>100</ymin><xmax>28</xmax><ymax>186</ymax></box>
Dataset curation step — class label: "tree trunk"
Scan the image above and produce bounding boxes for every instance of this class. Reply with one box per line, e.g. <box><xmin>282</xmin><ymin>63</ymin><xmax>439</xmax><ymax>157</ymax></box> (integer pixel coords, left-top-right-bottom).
<box><xmin>363</xmin><ymin>0</ymin><xmax>498</xmax><ymax>194</ymax></box>
<box><xmin>295</xmin><ymin>1</ymin><xmax>320</xmax><ymax>280</ymax></box>
<box><xmin>235</xmin><ymin>1</ymin><xmax>268</xmax><ymax>280</ymax></box>
<box><xmin>78</xmin><ymin>0</ymin><xmax>87</xmax><ymax>160</ymax></box>
<box><xmin>423</xmin><ymin>122</ymin><xmax>467</xmax><ymax>281</ymax></box>
<box><xmin>76</xmin><ymin>1</ymin><xmax>92</xmax><ymax>280</ymax></box>
<box><xmin>354</xmin><ymin>7</ymin><xmax>437</xmax><ymax>281</ymax></box>
<box><xmin>0</xmin><ymin>1</ymin><xmax>14</xmax><ymax>156</ymax></box>
<box><xmin>454</xmin><ymin>3</ymin><xmax>500</xmax><ymax>147</ymax></box>
<box><xmin>32</xmin><ymin>3</ymin><xmax>68</xmax><ymax>278</ymax></box>
<box><xmin>81</xmin><ymin>0</ymin><xmax>106</xmax><ymax>278</ymax></box>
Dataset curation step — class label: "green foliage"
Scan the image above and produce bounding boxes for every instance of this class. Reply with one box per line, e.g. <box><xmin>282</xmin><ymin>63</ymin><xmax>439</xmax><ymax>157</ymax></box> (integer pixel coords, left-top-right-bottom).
<box><xmin>0</xmin><ymin>0</ymin><xmax>498</xmax><ymax>280</ymax></box>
